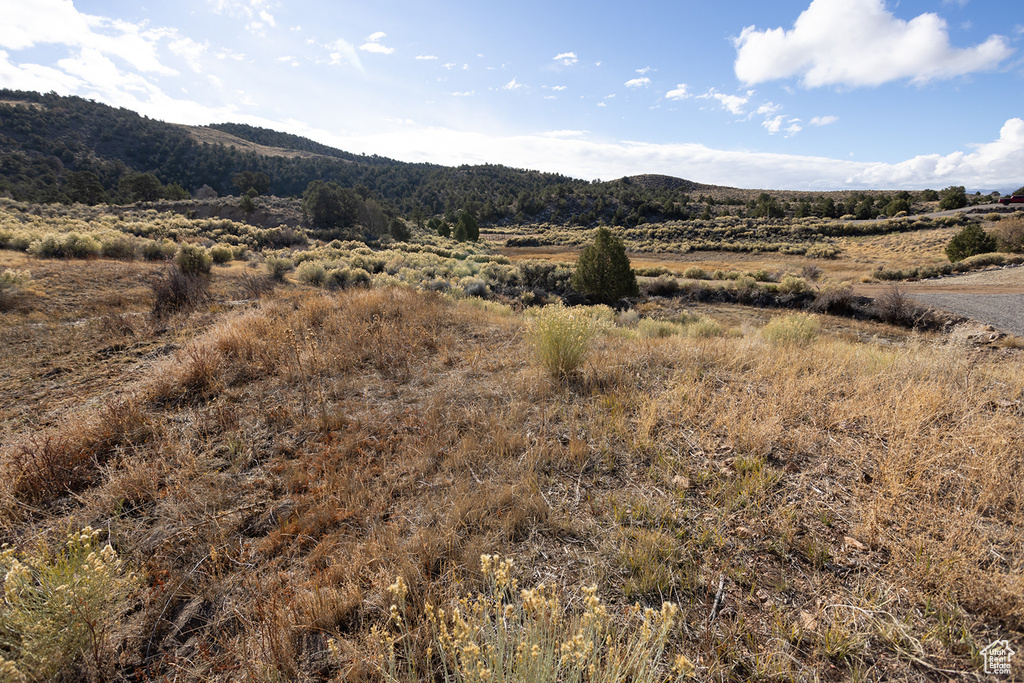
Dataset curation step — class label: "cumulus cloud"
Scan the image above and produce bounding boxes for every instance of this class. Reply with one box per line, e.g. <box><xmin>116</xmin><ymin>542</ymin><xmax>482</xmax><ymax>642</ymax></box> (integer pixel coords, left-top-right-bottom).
<box><xmin>550</xmin><ymin>85</ymin><xmax>567</xmax><ymax>92</ymax></box>
<box><xmin>698</xmin><ymin>88</ymin><xmax>753</xmax><ymax>115</ymax></box>
<box><xmin>636</xmin><ymin>66</ymin><xmax>654</xmax><ymax>74</ymax></box>
<box><xmin>316</xmin><ymin>118</ymin><xmax>1024</xmax><ymax>191</ymax></box>
<box><xmin>359</xmin><ymin>32</ymin><xmax>394</xmax><ymax>55</ymax></box>
<box><xmin>810</xmin><ymin>115</ymin><xmax>839</xmax><ymax>126</ymax></box>
<box><xmin>665</xmin><ymin>83</ymin><xmax>690</xmax><ymax>100</ymax></box>
<box><xmin>502</xmin><ymin>77</ymin><xmax>522</xmax><ymax>91</ymax></box>
<box><xmin>734</xmin><ymin>0</ymin><xmax>1013</xmax><ymax>87</ymax></box>
<box><xmin>553</xmin><ymin>52</ymin><xmax>578</xmax><ymax>66</ymax></box>
<box><xmin>625</xmin><ymin>77</ymin><xmax>650</xmax><ymax>88</ymax></box>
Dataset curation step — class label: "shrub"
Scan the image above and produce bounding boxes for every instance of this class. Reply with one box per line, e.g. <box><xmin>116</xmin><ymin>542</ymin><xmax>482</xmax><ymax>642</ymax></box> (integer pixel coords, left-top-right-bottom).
<box><xmin>810</xmin><ymin>282</ymin><xmax>855</xmax><ymax>314</ymax></box>
<box><xmin>0</xmin><ymin>527</ymin><xmax>138</xmax><ymax>681</ymax></box>
<box><xmin>995</xmin><ymin>216</ymin><xmax>1024</xmax><ymax>253</ymax></box>
<box><xmin>372</xmin><ymin>555</ymin><xmax>689</xmax><ymax>682</ymax></box>
<box><xmin>762</xmin><ymin>314</ymin><xmax>820</xmax><ymax>346</ymax></box>
<box><xmin>642</xmin><ymin>275</ymin><xmax>679</xmax><ymax>297</ymax></box>
<box><xmin>571</xmin><ymin>227</ymin><xmax>639</xmax><ymax>304</ymax></box>
<box><xmin>873</xmin><ymin>284</ymin><xmax>928</xmax><ymax>327</ymax></box>
<box><xmin>945</xmin><ymin>223</ymin><xmax>997</xmax><ymax>262</ymax></box>
<box><xmin>28</xmin><ymin>233</ymin><xmax>101</xmax><ymax>259</ymax></box>
<box><xmin>265</xmin><ymin>256</ymin><xmax>295</xmax><ymax>282</ymax></box>
<box><xmin>806</xmin><ymin>243</ymin><xmax>841</xmax><ymax>259</ymax></box>
<box><xmin>778</xmin><ymin>275</ymin><xmax>810</xmax><ymax>296</ymax></box>
<box><xmin>209</xmin><ymin>244</ymin><xmax>234</xmax><ymax>264</ymax></box>
<box><xmin>687</xmin><ymin>317</ymin><xmax>724</xmax><ymax>338</ymax></box>
<box><xmin>100</xmin><ymin>235</ymin><xmax>137</xmax><ymax>260</ymax></box>
<box><xmin>296</xmin><ymin>260</ymin><xmax>327</xmax><ymax>286</ymax></box>
<box><xmin>682</xmin><ymin>266</ymin><xmax>709</xmax><ymax>280</ymax></box>
<box><xmin>151</xmin><ymin>266</ymin><xmax>210</xmax><ymax>318</ymax></box>
<box><xmin>938</xmin><ymin>185</ymin><xmax>968</xmax><ymax>211</ymax></box>
<box><xmin>174</xmin><ymin>244</ymin><xmax>212</xmax><ymax>276</ymax></box>
<box><xmin>142</xmin><ymin>239</ymin><xmax>177</xmax><ymax>261</ymax></box>
<box><xmin>530</xmin><ymin>304</ymin><xmax>596</xmax><ymax>379</ymax></box>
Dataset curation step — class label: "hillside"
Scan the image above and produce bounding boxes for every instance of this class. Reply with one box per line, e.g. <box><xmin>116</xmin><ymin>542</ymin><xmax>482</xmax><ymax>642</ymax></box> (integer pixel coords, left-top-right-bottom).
<box><xmin>2</xmin><ymin>90</ymin><xmax>992</xmax><ymax>232</ymax></box>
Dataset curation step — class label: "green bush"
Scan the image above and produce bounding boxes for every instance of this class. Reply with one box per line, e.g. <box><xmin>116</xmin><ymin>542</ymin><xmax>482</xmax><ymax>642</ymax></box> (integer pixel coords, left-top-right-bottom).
<box><xmin>762</xmin><ymin>314</ymin><xmax>820</xmax><ymax>346</ymax></box>
<box><xmin>530</xmin><ymin>304</ymin><xmax>596</xmax><ymax>379</ymax></box>
<box><xmin>142</xmin><ymin>239</ymin><xmax>177</xmax><ymax>261</ymax></box>
<box><xmin>571</xmin><ymin>227</ymin><xmax>638</xmax><ymax>304</ymax></box>
<box><xmin>0</xmin><ymin>527</ymin><xmax>138</xmax><ymax>681</ymax></box>
<box><xmin>209</xmin><ymin>244</ymin><xmax>234</xmax><ymax>264</ymax></box>
<box><xmin>265</xmin><ymin>256</ymin><xmax>295</xmax><ymax>282</ymax></box>
<box><xmin>174</xmin><ymin>244</ymin><xmax>212</xmax><ymax>276</ymax></box>
<box><xmin>100</xmin><ymin>235</ymin><xmax>137</xmax><ymax>260</ymax></box>
<box><xmin>637</xmin><ymin>318</ymin><xmax>685</xmax><ymax>338</ymax></box>
<box><xmin>945</xmin><ymin>223</ymin><xmax>997</xmax><ymax>262</ymax></box>
<box><xmin>28</xmin><ymin>233</ymin><xmax>101</xmax><ymax>259</ymax></box>
<box><xmin>296</xmin><ymin>260</ymin><xmax>327</xmax><ymax>286</ymax></box>
<box><xmin>778</xmin><ymin>274</ymin><xmax>810</xmax><ymax>296</ymax></box>
<box><xmin>682</xmin><ymin>266</ymin><xmax>709</xmax><ymax>280</ymax></box>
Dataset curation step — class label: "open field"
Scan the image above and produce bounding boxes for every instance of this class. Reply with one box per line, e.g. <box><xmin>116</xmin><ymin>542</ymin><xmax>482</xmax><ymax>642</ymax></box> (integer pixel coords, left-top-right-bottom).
<box><xmin>1</xmin><ymin>200</ymin><xmax>1023</xmax><ymax>681</ymax></box>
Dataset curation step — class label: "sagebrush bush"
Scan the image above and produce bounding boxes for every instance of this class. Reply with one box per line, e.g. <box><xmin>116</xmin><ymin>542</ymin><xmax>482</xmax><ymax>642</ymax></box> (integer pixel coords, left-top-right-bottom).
<box><xmin>265</xmin><ymin>256</ymin><xmax>295</xmax><ymax>282</ymax></box>
<box><xmin>371</xmin><ymin>555</ymin><xmax>691</xmax><ymax>682</ymax></box>
<box><xmin>209</xmin><ymin>244</ymin><xmax>234</xmax><ymax>264</ymax></box>
<box><xmin>761</xmin><ymin>314</ymin><xmax>820</xmax><ymax>346</ymax></box>
<box><xmin>174</xmin><ymin>244</ymin><xmax>212</xmax><ymax>276</ymax></box>
<box><xmin>296</xmin><ymin>260</ymin><xmax>327</xmax><ymax>286</ymax></box>
<box><xmin>142</xmin><ymin>239</ymin><xmax>177</xmax><ymax>261</ymax></box>
<box><xmin>777</xmin><ymin>275</ymin><xmax>810</xmax><ymax>296</ymax></box>
<box><xmin>637</xmin><ymin>318</ymin><xmax>685</xmax><ymax>338</ymax></box>
<box><xmin>0</xmin><ymin>528</ymin><xmax>137</xmax><ymax>681</ymax></box>
<box><xmin>100</xmin><ymin>235</ymin><xmax>137</xmax><ymax>260</ymax></box>
<box><xmin>995</xmin><ymin>216</ymin><xmax>1024</xmax><ymax>253</ymax></box>
<box><xmin>682</xmin><ymin>266</ymin><xmax>709</xmax><ymax>280</ymax></box>
<box><xmin>151</xmin><ymin>266</ymin><xmax>210</xmax><ymax>318</ymax></box>
<box><xmin>530</xmin><ymin>304</ymin><xmax>596</xmax><ymax>379</ymax></box>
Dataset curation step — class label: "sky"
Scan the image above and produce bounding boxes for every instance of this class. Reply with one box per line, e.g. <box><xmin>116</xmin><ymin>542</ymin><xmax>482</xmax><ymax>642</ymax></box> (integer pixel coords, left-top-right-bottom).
<box><xmin>1</xmin><ymin>0</ymin><xmax>1023</xmax><ymax>191</ymax></box>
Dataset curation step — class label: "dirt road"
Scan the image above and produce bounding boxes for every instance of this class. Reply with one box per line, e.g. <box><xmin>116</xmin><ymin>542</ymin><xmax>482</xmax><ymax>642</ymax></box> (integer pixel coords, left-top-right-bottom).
<box><xmin>883</xmin><ymin>266</ymin><xmax>1024</xmax><ymax>336</ymax></box>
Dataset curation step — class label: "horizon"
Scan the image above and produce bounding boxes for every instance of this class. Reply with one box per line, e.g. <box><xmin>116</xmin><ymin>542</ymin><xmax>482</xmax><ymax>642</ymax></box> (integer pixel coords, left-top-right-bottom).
<box><xmin>2</xmin><ymin>0</ymin><xmax>1023</xmax><ymax>192</ymax></box>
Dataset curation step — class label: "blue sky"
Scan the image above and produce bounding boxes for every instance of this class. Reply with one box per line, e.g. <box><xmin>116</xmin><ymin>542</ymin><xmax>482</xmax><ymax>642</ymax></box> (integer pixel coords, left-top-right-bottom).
<box><xmin>2</xmin><ymin>0</ymin><xmax>1023</xmax><ymax>190</ymax></box>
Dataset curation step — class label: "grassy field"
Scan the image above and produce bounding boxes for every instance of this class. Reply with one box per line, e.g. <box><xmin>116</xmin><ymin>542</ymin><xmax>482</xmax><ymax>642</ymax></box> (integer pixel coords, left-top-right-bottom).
<box><xmin>0</xmin><ymin>203</ymin><xmax>1022</xmax><ymax>681</ymax></box>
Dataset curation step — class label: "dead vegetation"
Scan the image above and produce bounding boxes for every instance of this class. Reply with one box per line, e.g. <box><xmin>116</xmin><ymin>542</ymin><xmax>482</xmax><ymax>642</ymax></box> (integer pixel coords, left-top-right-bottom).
<box><xmin>1</xmin><ymin>238</ymin><xmax>1022</xmax><ymax>680</ymax></box>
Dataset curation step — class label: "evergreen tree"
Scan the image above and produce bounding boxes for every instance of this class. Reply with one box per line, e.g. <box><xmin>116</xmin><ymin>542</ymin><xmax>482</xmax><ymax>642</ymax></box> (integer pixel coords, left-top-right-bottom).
<box><xmin>945</xmin><ymin>224</ymin><xmax>997</xmax><ymax>262</ymax></box>
<box><xmin>571</xmin><ymin>227</ymin><xmax>638</xmax><ymax>304</ymax></box>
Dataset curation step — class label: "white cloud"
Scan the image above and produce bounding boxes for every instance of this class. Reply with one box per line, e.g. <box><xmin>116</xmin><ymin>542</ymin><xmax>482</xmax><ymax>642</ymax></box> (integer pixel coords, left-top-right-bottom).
<box><xmin>168</xmin><ymin>37</ymin><xmax>208</xmax><ymax>73</ymax></box>
<box><xmin>636</xmin><ymin>66</ymin><xmax>654</xmax><ymax>74</ymax></box>
<box><xmin>451</xmin><ymin>91</ymin><xmax>474</xmax><ymax>97</ymax></box>
<box><xmin>502</xmin><ymin>77</ymin><xmax>522</xmax><ymax>91</ymax></box>
<box><xmin>810</xmin><ymin>115</ymin><xmax>839</xmax><ymax>126</ymax></box>
<box><xmin>359</xmin><ymin>32</ymin><xmax>394</xmax><ymax>55</ymax></box>
<box><xmin>208</xmin><ymin>0</ymin><xmax>276</xmax><ymax>35</ymax></box>
<box><xmin>360</xmin><ymin>42</ymin><xmax>394</xmax><ymax>55</ymax></box>
<box><xmin>755</xmin><ymin>102</ymin><xmax>781</xmax><ymax>116</ymax></box>
<box><xmin>625</xmin><ymin>77</ymin><xmax>650</xmax><ymax>88</ymax></box>
<box><xmin>665</xmin><ymin>84</ymin><xmax>689</xmax><ymax>100</ymax></box>
<box><xmin>415</xmin><ymin>55</ymin><xmax>438</xmax><ymax>60</ymax></box>
<box><xmin>553</xmin><ymin>52</ymin><xmax>578</xmax><ymax>66</ymax></box>
<box><xmin>698</xmin><ymin>88</ymin><xmax>753</xmax><ymax>115</ymax></box>
<box><xmin>276</xmin><ymin>55</ymin><xmax>293</xmax><ymax>62</ymax></box>
<box><xmin>734</xmin><ymin>0</ymin><xmax>1014</xmax><ymax>87</ymax></box>
<box><xmin>443</xmin><ymin>62</ymin><xmax>457</xmax><ymax>70</ymax></box>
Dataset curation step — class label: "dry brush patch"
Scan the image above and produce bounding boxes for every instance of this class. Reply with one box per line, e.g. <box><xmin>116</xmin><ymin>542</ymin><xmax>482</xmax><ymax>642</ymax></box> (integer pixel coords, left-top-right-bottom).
<box><xmin>1</xmin><ymin>284</ymin><xmax>1022</xmax><ymax>680</ymax></box>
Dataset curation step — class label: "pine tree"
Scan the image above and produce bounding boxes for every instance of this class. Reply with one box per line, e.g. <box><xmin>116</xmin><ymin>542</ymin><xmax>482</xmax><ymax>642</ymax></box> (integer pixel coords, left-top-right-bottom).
<box><xmin>571</xmin><ymin>227</ymin><xmax>638</xmax><ymax>304</ymax></box>
<box><xmin>945</xmin><ymin>223</ymin><xmax>997</xmax><ymax>262</ymax></box>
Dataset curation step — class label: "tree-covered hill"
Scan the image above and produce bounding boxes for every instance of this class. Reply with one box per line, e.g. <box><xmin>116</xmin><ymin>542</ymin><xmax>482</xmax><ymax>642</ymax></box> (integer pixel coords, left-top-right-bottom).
<box><xmin>0</xmin><ymin>90</ymin><xmax>992</xmax><ymax>228</ymax></box>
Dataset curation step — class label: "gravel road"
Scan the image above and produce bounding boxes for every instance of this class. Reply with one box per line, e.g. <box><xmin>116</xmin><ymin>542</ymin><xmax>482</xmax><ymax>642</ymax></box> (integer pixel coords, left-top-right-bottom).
<box><xmin>901</xmin><ymin>266</ymin><xmax>1024</xmax><ymax>336</ymax></box>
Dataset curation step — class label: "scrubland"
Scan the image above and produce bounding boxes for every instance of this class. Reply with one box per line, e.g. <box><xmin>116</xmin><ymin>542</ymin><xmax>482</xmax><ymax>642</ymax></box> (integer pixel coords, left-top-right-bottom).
<box><xmin>0</xmin><ymin>202</ymin><xmax>1022</xmax><ymax>681</ymax></box>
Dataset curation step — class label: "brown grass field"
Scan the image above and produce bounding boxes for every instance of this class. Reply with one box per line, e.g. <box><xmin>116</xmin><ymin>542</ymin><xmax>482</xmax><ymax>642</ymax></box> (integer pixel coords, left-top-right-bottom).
<box><xmin>1</xmin><ymin>226</ymin><xmax>1022</xmax><ymax>681</ymax></box>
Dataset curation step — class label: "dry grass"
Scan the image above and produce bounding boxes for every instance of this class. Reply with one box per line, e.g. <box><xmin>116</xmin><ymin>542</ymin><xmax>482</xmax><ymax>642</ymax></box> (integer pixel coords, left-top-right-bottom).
<box><xmin>1</xmin><ymin>244</ymin><xmax>1022</xmax><ymax>680</ymax></box>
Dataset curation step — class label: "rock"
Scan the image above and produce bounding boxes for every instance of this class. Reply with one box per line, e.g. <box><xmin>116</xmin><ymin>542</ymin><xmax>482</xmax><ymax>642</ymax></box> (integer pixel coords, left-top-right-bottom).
<box><xmin>671</xmin><ymin>475</ymin><xmax>691</xmax><ymax>490</ymax></box>
<box><xmin>844</xmin><ymin>536</ymin><xmax>868</xmax><ymax>552</ymax></box>
<box><xmin>799</xmin><ymin>610</ymin><xmax>818</xmax><ymax>632</ymax></box>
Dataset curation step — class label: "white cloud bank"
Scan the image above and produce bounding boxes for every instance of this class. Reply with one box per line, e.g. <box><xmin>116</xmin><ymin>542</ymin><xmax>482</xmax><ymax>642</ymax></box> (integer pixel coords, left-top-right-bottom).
<box><xmin>311</xmin><ymin>118</ymin><xmax>1024</xmax><ymax>191</ymax></box>
<box><xmin>734</xmin><ymin>0</ymin><xmax>1013</xmax><ymax>87</ymax></box>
